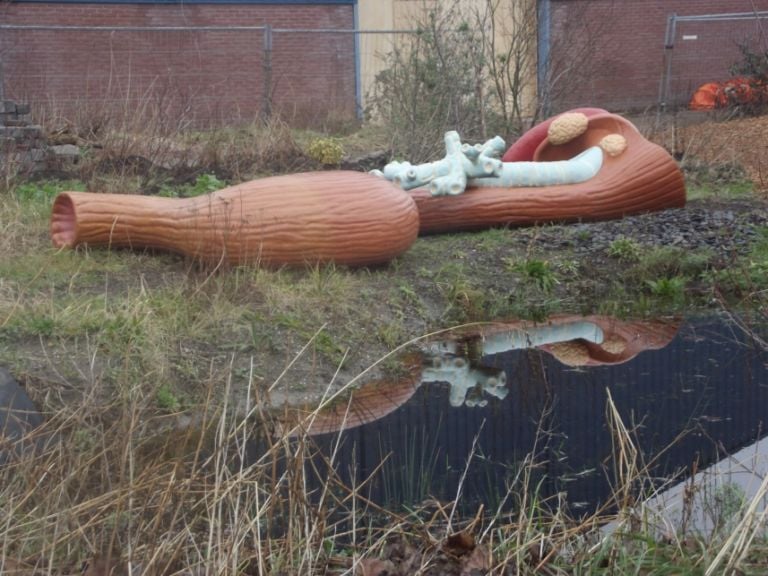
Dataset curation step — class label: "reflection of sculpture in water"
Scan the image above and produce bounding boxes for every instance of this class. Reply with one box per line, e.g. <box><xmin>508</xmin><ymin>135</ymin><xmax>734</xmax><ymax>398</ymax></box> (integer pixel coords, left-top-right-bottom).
<box><xmin>421</xmin><ymin>320</ymin><xmax>605</xmax><ymax>407</ymax></box>
<box><xmin>285</xmin><ymin>316</ymin><xmax>680</xmax><ymax>434</ymax></box>
<box><xmin>421</xmin><ymin>341</ymin><xmax>508</xmax><ymax>407</ymax></box>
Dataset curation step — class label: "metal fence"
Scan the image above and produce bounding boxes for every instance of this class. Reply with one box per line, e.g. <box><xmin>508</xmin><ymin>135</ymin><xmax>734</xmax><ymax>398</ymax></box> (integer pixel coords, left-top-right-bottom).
<box><xmin>659</xmin><ymin>11</ymin><xmax>768</xmax><ymax>110</ymax></box>
<box><xmin>0</xmin><ymin>23</ymin><xmax>417</xmax><ymax>127</ymax></box>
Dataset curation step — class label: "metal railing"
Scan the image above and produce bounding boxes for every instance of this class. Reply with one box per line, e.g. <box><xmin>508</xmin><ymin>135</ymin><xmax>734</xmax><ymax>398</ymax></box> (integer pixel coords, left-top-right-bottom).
<box><xmin>658</xmin><ymin>11</ymin><xmax>768</xmax><ymax>110</ymax></box>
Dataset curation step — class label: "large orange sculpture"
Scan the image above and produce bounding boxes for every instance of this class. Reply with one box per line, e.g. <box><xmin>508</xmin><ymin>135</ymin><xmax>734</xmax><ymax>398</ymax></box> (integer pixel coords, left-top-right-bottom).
<box><xmin>51</xmin><ymin>171</ymin><xmax>420</xmax><ymax>267</ymax></box>
<box><xmin>405</xmin><ymin>111</ymin><xmax>686</xmax><ymax>234</ymax></box>
<box><xmin>412</xmin><ymin>112</ymin><xmax>685</xmax><ymax>233</ymax></box>
<box><xmin>51</xmin><ymin>110</ymin><xmax>685</xmax><ymax>267</ymax></box>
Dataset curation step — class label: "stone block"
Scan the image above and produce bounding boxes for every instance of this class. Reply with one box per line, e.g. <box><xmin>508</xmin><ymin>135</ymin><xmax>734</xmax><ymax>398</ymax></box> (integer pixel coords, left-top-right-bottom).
<box><xmin>26</xmin><ymin>149</ymin><xmax>47</xmax><ymax>163</ymax></box>
<box><xmin>49</xmin><ymin>144</ymin><xmax>81</xmax><ymax>167</ymax></box>
<box><xmin>4</xmin><ymin>126</ymin><xmax>41</xmax><ymax>140</ymax></box>
<box><xmin>0</xmin><ymin>367</ymin><xmax>45</xmax><ymax>465</ymax></box>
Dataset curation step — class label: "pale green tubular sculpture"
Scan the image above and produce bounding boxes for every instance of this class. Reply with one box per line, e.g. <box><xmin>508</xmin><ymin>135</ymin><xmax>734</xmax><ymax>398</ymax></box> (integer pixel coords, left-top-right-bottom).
<box><xmin>475</xmin><ymin>146</ymin><xmax>602</xmax><ymax>189</ymax></box>
<box><xmin>372</xmin><ymin>130</ymin><xmax>603</xmax><ymax>196</ymax></box>
<box><xmin>421</xmin><ymin>320</ymin><xmax>605</xmax><ymax>407</ymax></box>
<box><xmin>372</xmin><ymin>131</ymin><xmax>506</xmax><ymax>196</ymax></box>
<box><xmin>479</xmin><ymin>320</ymin><xmax>604</xmax><ymax>355</ymax></box>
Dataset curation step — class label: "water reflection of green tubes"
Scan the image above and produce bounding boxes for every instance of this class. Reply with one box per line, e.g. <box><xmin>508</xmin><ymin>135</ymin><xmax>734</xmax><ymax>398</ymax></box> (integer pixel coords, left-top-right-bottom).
<box><xmin>422</xmin><ymin>321</ymin><xmax>604</xmax><ymax>407</ymax></box>
<box><xmin>481</xmin><ymin>321</ymin><xmax>603</xmax><ymax>356</ymax></box>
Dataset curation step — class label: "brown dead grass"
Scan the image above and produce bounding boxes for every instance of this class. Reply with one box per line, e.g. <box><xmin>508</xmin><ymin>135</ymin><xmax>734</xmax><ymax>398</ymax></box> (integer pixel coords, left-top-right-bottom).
<box><xmin>667</xmin><ymin>114</ymin><xmax>768</xmax><ymax>192</ymax></box>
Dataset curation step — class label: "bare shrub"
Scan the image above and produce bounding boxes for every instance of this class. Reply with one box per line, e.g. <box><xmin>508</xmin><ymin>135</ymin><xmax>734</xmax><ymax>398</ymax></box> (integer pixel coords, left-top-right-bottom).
<box><xmin>368</xmin><ymin>2</ymin><xmax>489</xmax><ymax>162</ymax></box>
<box><xmin>31</xmin><ymin>92</ymin><xmax>310</xmax><ymax>193</ymax></box>
<box><xmin>726</xmin><ymin>43</ymin><xmax>768</xmax><ymax>116</ymax></box>
<box><xmin>368</xmin><ymin>0</ymin><xmax>611</xmax><ymax>162</ymax></box>
<box><xmin>190</xmin><ymin>118</ymin><xmax>310</xmax><ymax>181</ymax></box>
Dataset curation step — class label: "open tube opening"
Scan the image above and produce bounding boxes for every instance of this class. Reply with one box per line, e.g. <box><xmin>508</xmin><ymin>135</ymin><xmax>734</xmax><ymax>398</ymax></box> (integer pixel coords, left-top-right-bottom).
<box><xmin>50</xmin><ymin>193</ymin><xmax>77</xmax><ymax>247</ymax></box>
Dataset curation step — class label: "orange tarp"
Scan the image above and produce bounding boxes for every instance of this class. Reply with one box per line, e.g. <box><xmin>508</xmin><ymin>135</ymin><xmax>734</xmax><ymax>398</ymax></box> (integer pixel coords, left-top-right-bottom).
<box><xmin>689</xmin><ymin>77</ymin><xmax>768</xmax><ymax>110</ymax></box>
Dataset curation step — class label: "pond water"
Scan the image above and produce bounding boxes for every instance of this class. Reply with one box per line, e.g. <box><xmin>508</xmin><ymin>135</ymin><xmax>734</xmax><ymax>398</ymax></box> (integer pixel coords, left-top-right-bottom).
<box><xmin>300</xmin><ymin>313</ymin><xmax>768</xmax><ymax>516</ymax></box>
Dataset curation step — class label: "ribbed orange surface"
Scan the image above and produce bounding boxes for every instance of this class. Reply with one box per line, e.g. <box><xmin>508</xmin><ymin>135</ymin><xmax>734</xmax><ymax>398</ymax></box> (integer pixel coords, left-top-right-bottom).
<box><xmin>413</xmin><ymin>113</ymin><xmax>686</xmax><ymax>234</ymax></box>
<box><xmin>51</xmin><ymin>171</ymin><xmax>420</xmax><ymax>267</ymax></box>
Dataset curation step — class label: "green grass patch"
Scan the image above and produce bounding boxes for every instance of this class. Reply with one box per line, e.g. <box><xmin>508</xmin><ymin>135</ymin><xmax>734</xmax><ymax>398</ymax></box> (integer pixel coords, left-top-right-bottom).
<box><xmin>158</xmin><ymin>173</ymin><xmax>228</xmax><ymax>198</ymax></box>
<box><xmin>687</xmin><ymin>179</ymin><xmax>754</xmax><ymax>200</ymax></box>
<box><xmin>12</xmin><ymin>179</ymin><xmax>86</xmax><ymax>203</ymax></box>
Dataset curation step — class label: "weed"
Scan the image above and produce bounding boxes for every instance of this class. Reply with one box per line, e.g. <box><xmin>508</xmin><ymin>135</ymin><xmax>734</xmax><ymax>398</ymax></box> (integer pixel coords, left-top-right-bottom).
<box><xmin>158</xmin><ymin>173</ymin><xmax>226</xmax><ymax>198</ymax></box>
<box><xmin>276</xmin><ymin>313</ymin><xmax>347</xmax><ymax>367</ymax></box>
<box><xmin>682</xmin><ymin>157</ymin><xmax>755</xmax><ymax>199</ymax></box>
<box><xmin>645</xmin><ymin>276</ymin><xmax>687</xmax><ymax>301</ymax></box>
<box><xmin>434</xmin><ymin>262</ymin><xmax>487</xmax><ymax>321</ymax></box>
<box><xmin>629</xmin><ymin>246</ymin><xmax>712</xmax><ymax>284</ymax></box>
<box><xmin>707</xmin><ymin>482</ymin><xmax>747</xmax><ymax>534</ymax></box>
<box><xmin>377</xmin><ymin>320</ymin><xmax>407</xmax><ymax>349</ymax></box>
<box><xmin>576</xmin><ymin>229</ymin><xmax>592</xmax><ymax>242</ymax></box>
<box><xmin>306</xmin><ymin>262</ymin><xmax>345</xmax><ymax>295</ymax></box>
<box><xmin>506</xmin><ymin>258</ymin><xmax>559</xmax><ymax>292</ymax></box>
<box><xmin>155</xmin><ymin>385</ymin><xmax>182</xmax><ymax>413</ymax></box>
<box><xmin>16</xmin><ymin>314</ymin><xmax>57</xmax><ymax>338</ymax></box>
<box><xmin>189</xmin><ymin>173</ymin><xmax>226</xmax><ymax>195</ymax></box>
<box><xmin>307</xmin><ymin>137</ymin><xmax>344</xmax><ymax>166</ymax></box>
<box><xmin>554</xmin><ymin>259</ymin><xmax>580</xmax><ymax>277</ymax></box>
<box><xmin>397</xmin><ymin>283</ymin><xmax>420</xmax><ymax>306</ymax></box>
<box><xmin>13</xmin><ymin>179</ymin><xmax>86</xmax><ymax>203</ymax></box>
<box><xmin>608</xmin><ymin>237</ymin><xmax>643</xmax><ymax>262</ymax></box>
<box><xmin>687</xmin><ymin>179</ymin><xmax>755</xmax><ymax>200</ymax></box>
<box><xmin>706</xmin><ymin>228</ymin><xmax>768</xmax><ymax>297</ymax></box>
<box><xmin>476</xmin><ymin>227</ymin><xmax>511</xmax><ymax>249</ymax></box>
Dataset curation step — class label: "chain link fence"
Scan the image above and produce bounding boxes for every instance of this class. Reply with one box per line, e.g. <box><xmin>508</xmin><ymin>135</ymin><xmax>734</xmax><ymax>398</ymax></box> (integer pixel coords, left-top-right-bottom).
<box><xmin>659</xmin><ymin>11</ymin><xmax>768</xmax><ymax>111</ymax></box>
<box><xmin>0</xmin><ymin>25</ymin><xmax>266</xmax><ymax>127</ymax></box>
<box><xmin>0</xmin><ymin>23</ymin><xmax>416</xmax><ymax>128</ymax></box>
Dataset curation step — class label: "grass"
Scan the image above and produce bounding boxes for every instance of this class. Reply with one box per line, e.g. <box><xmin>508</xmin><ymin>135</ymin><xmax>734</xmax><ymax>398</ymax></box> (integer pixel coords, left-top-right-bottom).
<box><xmin>608</xmin><ymin>237</ymin><xmax>643</xmax><ymax>263</ymax></box>
<box><xmin>682</xmin><ymin>158</ymin><xmax>756</xmax><ymax>201</ymax></box>
<box><xmin>5</xmin><ymin>364</ymin><xmax>767</xmax><ymax>574</ymax></box>
<box><xmin>687</xmin><ymin>179</ymin><xmax>755</xmax><ymax>201</ymax></box>
<box><xmin>2</xmin><ymin>175</ymin><xmax>761</xmax><ymax>406</ymax></box>
<box><xmin>2</xmin><ymin>113</ymin><xmax>768</xmax><ymax>572</ymax></box>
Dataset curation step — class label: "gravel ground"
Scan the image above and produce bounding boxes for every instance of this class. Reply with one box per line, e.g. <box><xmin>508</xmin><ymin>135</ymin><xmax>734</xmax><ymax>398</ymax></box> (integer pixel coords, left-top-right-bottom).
<box><xmin>512</xmin><ymin>198</ymin><xmax>768</xmax><ymax>260</ymax></box>
<box><xmin>515</xmin><ymin>112</ymin><xmax>768</xmax><ymax>259</ymax></box>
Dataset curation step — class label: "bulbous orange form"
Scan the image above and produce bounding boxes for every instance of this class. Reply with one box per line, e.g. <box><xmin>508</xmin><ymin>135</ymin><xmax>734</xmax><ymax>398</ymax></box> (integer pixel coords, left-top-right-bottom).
<box><xmin>51</xmin><ymin>171</ymin><xmax>420</xmax><ymax>268</ymax></box>
<box><xmin>412</xmin><ymin>112</ymin><xmax>686</xmax><ymax>234</ymax></box>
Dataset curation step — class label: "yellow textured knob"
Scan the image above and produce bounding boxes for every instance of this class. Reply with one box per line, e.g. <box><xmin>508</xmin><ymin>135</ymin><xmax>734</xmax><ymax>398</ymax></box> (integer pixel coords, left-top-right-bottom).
<box><xmin>547</xmin><ymin>112</ymin><xmax>589</xmax><ymax>145</ymax></box>
<box><xmin>600</xmin><ymin>133</ymin><xmax>628</xmax><ymax>157</ymax></box>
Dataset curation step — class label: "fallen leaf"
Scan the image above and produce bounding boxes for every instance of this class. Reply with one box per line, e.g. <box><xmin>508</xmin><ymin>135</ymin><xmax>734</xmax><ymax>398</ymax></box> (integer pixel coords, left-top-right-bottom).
<box><xmin>358</xmin><ymin>557</ymin><xmax>396</xmax><ymax>576</ymax></box>
<box><xmin>444</xmin><ymin>531</ymin><xmax>475</xmax><ymax>556</ymax></box>
<box><xmin>82</xmin><ymin>557</ymin><xmax>121</xmax><ymax>576</ymax></box>
<box><xmin>461</xmin><ymin>544</ymin><xmax>490</xmax><ymax>575</ymax></box>
<box><xmin>1</xmin><ymin>558</ymin><xmax>37</xmax><ymax>575</ymax></box>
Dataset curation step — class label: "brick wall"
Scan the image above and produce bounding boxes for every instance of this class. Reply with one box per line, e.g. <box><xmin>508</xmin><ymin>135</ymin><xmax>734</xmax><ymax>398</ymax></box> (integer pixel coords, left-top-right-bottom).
<box><xmin>547</xmin><ymin>0</ymin><xmax>768</xmax><ymax>112</ymax></box>
<box><xmin>0</xmin><ymin>3</ymin><xmax>356</xmax><ymax>126</ymax></box>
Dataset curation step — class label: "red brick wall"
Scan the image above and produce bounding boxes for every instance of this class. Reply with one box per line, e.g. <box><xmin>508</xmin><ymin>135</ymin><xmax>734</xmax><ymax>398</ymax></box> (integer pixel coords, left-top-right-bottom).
<box><xmin>548</xmin><ymin>0</ymin><xmax>768</xmax><ymax>112</ymax></box>
<box><xmin>0</xmin><ymin>3</ymin><xmax>355</xmax><ymax>126</ymax></box>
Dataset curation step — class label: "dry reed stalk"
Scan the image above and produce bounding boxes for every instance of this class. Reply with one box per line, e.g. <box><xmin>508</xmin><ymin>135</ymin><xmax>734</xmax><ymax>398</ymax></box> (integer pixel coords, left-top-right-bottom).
<box><xmin>706</xmin><ymin>472</ymin><xmax>768</xmax><ymax>575</ymax></box>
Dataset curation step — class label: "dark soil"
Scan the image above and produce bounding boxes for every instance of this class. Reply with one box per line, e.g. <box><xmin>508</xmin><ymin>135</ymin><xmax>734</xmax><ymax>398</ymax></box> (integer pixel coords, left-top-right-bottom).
<box><xmin>511</xmin><ymin>197</ymin><xmax>768</xmax><ymax>261</ymax></box>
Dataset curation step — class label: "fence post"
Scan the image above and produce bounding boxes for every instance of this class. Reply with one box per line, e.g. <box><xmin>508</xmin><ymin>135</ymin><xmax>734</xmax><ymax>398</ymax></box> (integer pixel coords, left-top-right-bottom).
<box><xmin>0</xmin><ymin>56</ymin><xmax>5</xmax><ymax>103</ymax></box>
<box><xmin>658</xmin><ymin>13</ymin><xmax>677</xmax><ymax>112</ymax></box>
<box><xmin>263</xmin><ymin>24</ymin><xmax>273</xmax><ymax>119</ymax></box>
<box><xmin>537</xmin><ymin>0</ymin><xmax>552</xmax><ymax>118</ymax></box>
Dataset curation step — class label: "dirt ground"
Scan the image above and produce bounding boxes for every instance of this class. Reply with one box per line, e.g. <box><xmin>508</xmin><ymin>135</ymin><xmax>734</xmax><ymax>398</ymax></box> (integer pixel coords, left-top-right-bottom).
<box><xmin>648</xmin><ymin>111</ymin><xmax>768</xmax><ymax>192</ymax></box>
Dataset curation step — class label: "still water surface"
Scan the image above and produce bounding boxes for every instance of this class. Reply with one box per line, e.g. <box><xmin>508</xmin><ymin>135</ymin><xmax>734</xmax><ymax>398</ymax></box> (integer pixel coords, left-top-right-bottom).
<box><xmin>304</xmin><ymin>314</ymin><xmax>768</xmax><ymax>515</ymax></box>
